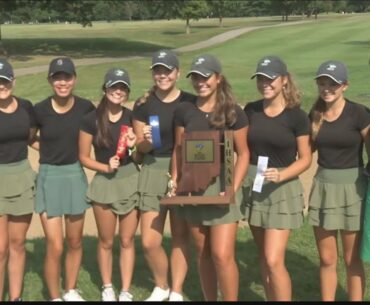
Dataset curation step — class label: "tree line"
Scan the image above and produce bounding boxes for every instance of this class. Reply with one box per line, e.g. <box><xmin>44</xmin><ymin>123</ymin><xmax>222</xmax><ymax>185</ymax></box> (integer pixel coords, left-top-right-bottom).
<box><xmin>0</xmin><ymin>0</ymin><xmax>369</xmax><ymax>32</ymax></box>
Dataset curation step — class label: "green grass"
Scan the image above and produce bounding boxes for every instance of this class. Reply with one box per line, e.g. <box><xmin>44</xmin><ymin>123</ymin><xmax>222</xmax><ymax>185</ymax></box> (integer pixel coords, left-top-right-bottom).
<box><xmin>11</xmin><ymin>13</ymin><xmax>370</xmax><ymax>112</ymax></box>
<box><xmin>5</xmin><ymin>13</ymin><xmax>370</xmax><ymax>301</ymax></box>
<box><xmin>2</xmin><ymin>17</ymin><xmax>294</xmax><ymax>69</ymax></box>
<box><xmin>6</xmin><ymin>221</ymin><xmax>370</xmax><ymax>301</ymax></box>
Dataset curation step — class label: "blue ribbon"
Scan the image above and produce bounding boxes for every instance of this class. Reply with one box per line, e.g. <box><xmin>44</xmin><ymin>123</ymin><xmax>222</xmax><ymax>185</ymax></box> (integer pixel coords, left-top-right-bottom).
<box><xmin>149</xmin><ymin>115</ymin><xmax>161</xmax><ymax>149</ymax></box>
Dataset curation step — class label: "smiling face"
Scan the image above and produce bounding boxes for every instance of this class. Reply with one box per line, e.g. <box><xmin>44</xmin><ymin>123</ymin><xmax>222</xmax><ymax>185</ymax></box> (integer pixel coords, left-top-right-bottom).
<box><xmin>0</xmin><ymin>78</ymin><xmax>14</xmax><ymax>100</ymax></box>
<box><xmin>105</xmin><ymin>82</ymin><xmax>129</xmax><ymax>105</ymax></box>
<box><xmin>256</xmin><ymin>74</ymin><xmax>287</xmax><ymax>101</ymax></box>
<box><xmin>190</xmin><ymin>73</ymin><xmax>220</xmax><ymax>99</ymax></box>
<box><xmin>152</xmin><ymin>65</ymin><xmax>179</xmax><ymax>92</ymax></box>
<box><xmin>48</xmin><ymin>72</ymin><xmax>76</xmax><ymax>98</ymax></box>
<box><xmin>316</xmin><ymin>76</ymin><xmax>347</xmax><ymax>104</ymax></box>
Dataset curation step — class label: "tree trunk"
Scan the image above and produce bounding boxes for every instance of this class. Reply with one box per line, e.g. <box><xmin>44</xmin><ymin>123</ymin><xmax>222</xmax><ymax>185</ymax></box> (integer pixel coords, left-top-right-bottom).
<box><xmin>219</xmin><ymin>16</ymin><xmax>223</xmax><ymax>27</ymax></box>
<box><xmin>186</xmin><ymin>18</ymin><xmax>190</xmax><ymax>34</ymax></box>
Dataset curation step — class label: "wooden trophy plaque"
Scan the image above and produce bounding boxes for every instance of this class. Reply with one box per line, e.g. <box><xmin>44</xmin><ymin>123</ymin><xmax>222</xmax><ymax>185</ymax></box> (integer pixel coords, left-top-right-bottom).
<box><xmin>160</xmin><ymin>130</ymin><xmax>234</xmax><ymax>205</ymax></box>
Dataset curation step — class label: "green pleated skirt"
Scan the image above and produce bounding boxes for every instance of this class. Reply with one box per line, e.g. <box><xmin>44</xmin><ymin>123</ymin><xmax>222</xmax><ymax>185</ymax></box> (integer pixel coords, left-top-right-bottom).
<box><xmin>242</xmin><ymin>165</ymin><xmax>305</xmax><ymax>229</ymax></box>
<box><xmin>308</xmin><ymin>167</ymin><xmax>366</xmax><ymax>231</ymax></box>
<box><xmin>35</xmin><ymin>162</ymin><xmax>90</xmax><ymax>217</ymax></box>
<box><xmin>87</xmin><ymin>162</ymin><xmax>140</xmax><ymax>215</ymax></box>
<box><xmin>174</xmin><ymin>174</ymin><xmax>244</xmax><ymax>226</ymax></box>
<box><xmin>137</xmin><ymin>155</ymin><xmax>171</xmax><ymax>212</ymax></box>
<box><xmin>0</xmin><ymin>159</ymin><xmax>36</xmax><ymax>216</ymax></box>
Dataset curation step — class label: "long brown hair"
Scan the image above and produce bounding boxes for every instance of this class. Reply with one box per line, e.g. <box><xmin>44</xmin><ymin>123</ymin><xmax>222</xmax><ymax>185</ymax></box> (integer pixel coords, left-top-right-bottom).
<box><xmin>310</xmin><ymin>97</ymin><xmax>326</xmax><ymax>142</ymax></box>
<box><xmin>136</xmin><ymin>85</ymin><xmax>156</xmax><ymax>106</ymax></box>
<box><xmin>209</xmin><ymin>74</ymin><xmax>237</xmax><ymax>128</ymax></box>
<box><xmin>95</xmin><ymin>86</ymin><xmax>113</xmax><ymax>148</ymax></box>
<box><xmin>282</xmin><ymin>73</ymin><xmax>301</xmax><ymax>108</ymax></box>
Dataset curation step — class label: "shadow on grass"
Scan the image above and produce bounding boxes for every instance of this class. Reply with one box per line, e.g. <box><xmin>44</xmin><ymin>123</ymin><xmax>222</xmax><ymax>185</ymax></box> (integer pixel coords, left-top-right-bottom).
<box><xmin>2</xmin><ymin>38</ymin><xmax>169</xmax><ymax>60</ymax></box>
<box><xmin>23</xmin><ymin>226</ymin><xmax>348</xmax><ymax>301</ymax></box>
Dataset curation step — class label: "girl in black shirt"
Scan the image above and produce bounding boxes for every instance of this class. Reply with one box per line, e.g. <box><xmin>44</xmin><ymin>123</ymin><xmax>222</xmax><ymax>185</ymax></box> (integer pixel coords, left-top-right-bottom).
<box><xmin>79</xmin><ymin>68</ymin><xmax>140</xmax><ymax>302</ymax></box>
<box><xmin>170</xmin><ymin>54</ymin><xmax>249</xmax><ymax>301</ymax></box>
<box><xmin>0</xmin><ymin>59</ymin><xmax>36</xmax><ymax>301</ymax></box>
<box><xmin>132</xmin><ymin>50</ymin><xmax>196</xmax><ymax>301</ymax></box>
<box><xmin>309</xmin><ymin>60</ymin><xmax>369</xmax><ymax>301</ymax></box>
<box><xmin>242</xmin><ymin>56</ymin><xmax>312</xmax><ymax>301</ymax></box>
<box><xmin>33</xmin><ymin>57</ymin><xmax>95</xmax><ymax>301</ymax></box>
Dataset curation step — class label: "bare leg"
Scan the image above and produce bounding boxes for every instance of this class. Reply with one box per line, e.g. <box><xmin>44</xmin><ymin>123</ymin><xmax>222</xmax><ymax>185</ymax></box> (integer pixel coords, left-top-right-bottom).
<box><xmin>188</xmin><ymin>223</ymin><xmax>217</xmax><ymax>301</ymax></box>
<box><xmin>93</xmin><ymin>204</ymin><xmax>117</xmax><ymax>286</ymax></box>
<box><xmin>118</xmin><ymin>209</ymin><xmax>139</xmax><ymax>292</ymax></box>
<box><xmin>8</xmin><ymin>214</ymin><xmax>32</xmax><ymax>300</ymax></box>
<box><xmin>0</xmin><ymin>215</ymin><xmax>9</xmax><ymax>301</ymax></box>
<box><xmin>341</xmin><ymin>230</ymin><xmax>365</xmax><ymax>301</ymax></box>
<box><xmin>140</xmin><ymin>209</ymin><xmax>168</xmax><ymax>289</ymax></box>
<box><xmin>210</xmin><ymin>223</ymin><xmax>239</xmax><ymax>301</ymax></box>
<box><xmin>64</xmin><ymin>213</ymin><xmax>85</xmax><ymax>291</ymax></box>
<box><xmin>313</xmin><ymin>226</ymin><xmax>338</xmax><ymax>301</ymax></box>
<box><xmin>249</xmin><ymin>225</ymin><xmax>272</xmax><ymax>300</ymax></box>
<box><xmin>264</xmin><ymin>228</ymin><xmax>291</xmax><ymax>301</ymax></box>
<box><xmin>169</xmin><ymin>209</ymin><xmax>190</xmax><ymax>294</ymax></box>
<box><xmin>40</xmin><ymin>212</ymin><xmax>64</xmax><ymax>300</ymax></box>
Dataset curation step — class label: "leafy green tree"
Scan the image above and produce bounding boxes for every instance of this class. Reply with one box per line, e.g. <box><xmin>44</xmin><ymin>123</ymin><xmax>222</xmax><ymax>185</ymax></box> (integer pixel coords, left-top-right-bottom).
<box><xmin>347</xmin><ymin>0</ymin><xmax>370</xmax><ymax>12</ymax></box>
<box><xmin>169</xmin><ymin>0</ymin><xmax>209</xmax><ymax>34</ymax></box>
<box><xmin>206</xmin><ymin>0</ymin><xmax>237</xmax><ymax>27</ymax></box>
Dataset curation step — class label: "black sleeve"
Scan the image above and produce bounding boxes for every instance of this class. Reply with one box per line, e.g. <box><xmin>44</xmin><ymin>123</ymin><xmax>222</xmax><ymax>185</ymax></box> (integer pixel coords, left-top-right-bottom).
<box><xmin>19</xmin><ymin>98</ymin><xmax>37</xmax><ymax>127</ymax></box>
<box><xmin>80</xmin><ymin>111</ymin><xmax>96</xmax><ymax>136</ymax></box>
<box><xmin>293</xmin><ymin>108</ymin><xmax>310</xmax><ymax>137</ymax></box>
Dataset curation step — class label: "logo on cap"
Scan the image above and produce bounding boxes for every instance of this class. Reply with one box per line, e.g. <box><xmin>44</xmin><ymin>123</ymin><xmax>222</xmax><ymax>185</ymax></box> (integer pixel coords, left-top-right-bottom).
<box><xmin>326</xmin><ymin>64</ymin><xmax>337</xmax><ymax>71</ymax></box>
<box><xmin>158</xmin><ymin>52</ymin><xmax>167</xmax><ymax>58</ymax></box>
<box><xmin>195</xmin><ymin>58</ymin><xmax>205</xmax><ymax>65</ymax></box>
<box><xmin>261</xmin><ymin>59</ymin><xmax>271</xmax><ymax>66</ymax></box>
<box><xmin>57</xmin><ymin>59</ymin><xmax>63</xmax><ymax>66</ymax></box>
<box><xmin>115</xmin><ymin>69</ymin><xmax>124</xmax><ymax>76</ymax></box>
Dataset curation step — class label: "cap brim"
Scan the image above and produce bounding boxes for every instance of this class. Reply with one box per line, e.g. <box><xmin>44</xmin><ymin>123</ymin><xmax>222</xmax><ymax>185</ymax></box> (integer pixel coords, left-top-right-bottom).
<box><xmin>49</xmin><ymin>70</ymin><xmax>76</xmax><ymax>77</ymax></box>
<box><xmin>106</xmin><ymin>80</ymin><xmax>130</xmax><ymax>89</ymax></box>
<box><xmin>314</xmin><ymin>74</ymin><xmax>343</xmax><ymax>84</ymax></box>
<box><xmin>150</xmin><ymin>63</ymin><xmax>175</xmax><ymax>70</ymax></box>
<box><xmin>251</xmin><ymin>72</ymin><xmax>277</xmax><ymax>80</ymax></box>
<box><xmin>0</xmin><ymin>75</ymin><xmax>13</xmax><ymax>81</ymax></box>
<box><xmin>186</xmin><ymin>70</ymin><xmax>213</xmax><ymax>78</ymax></box>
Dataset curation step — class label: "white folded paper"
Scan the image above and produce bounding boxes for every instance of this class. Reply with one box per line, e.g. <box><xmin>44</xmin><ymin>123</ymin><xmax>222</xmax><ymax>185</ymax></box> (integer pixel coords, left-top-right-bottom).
<box><xmin>252</xmin><ymin>156</ymin><xmax>269</xmax><ymax>193</ymax></box>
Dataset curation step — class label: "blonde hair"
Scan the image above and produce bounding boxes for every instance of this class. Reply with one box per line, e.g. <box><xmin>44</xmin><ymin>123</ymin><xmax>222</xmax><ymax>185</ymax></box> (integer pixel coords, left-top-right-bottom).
<box><xmin>282</xmin><ymin>73</ymin><xmax>301</xmax><ymax>108</ymax></box>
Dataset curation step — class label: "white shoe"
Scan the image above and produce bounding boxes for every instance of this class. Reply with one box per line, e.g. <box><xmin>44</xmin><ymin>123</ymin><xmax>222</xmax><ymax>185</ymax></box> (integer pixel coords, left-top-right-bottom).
<box><xmin>119</xmin><ymin>291</ymin><xmax>133</xmax><ymax>301</ymax></box>
<box><xmin>102</xmin><ymin>285</ymin><xmax>117</xmax><ymax>302</ymax></box>
<box><xmin>169</xmin><ymin>291</ymin><xmax>184</xmax><ymax>301</ymax></box>
<box><xmin>51</xmin><ymin>298</ymin><xmax>63</xmax><ymax>302</ymax></box>
<box><xmin>63</xmin><ymin>289</ymin><xmax>85</xmax><ymax>301</ymax></box>
<box><xmin>144</xmin><ymin>286</ymin><xmax>170</xmax><ymax>301</ymax></box>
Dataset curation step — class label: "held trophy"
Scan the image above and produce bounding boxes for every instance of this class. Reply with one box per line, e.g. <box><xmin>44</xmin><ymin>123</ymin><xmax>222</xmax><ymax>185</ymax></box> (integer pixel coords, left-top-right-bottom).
<box><xmin>161</xmin><ymin>130</ymin><xmax>234</xmax><ymax>205</ymax></box>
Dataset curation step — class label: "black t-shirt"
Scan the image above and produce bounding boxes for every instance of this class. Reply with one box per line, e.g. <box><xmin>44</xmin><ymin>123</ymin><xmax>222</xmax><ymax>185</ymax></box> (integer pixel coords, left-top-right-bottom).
<box><xmin>0</xmin><ymin>97</ymin><xmax>36</xmax><ymax>164</ymax></box>
<box><xmin>133</xmin><ymin>90</ymin><xmax>197</xmax><ymax>157</ymax></box>
<box><xmin>310</xmin><ymin>99</ymin><xmax>370</xmax><ymax>169</ymax></box>
<box><xmin>244</xmin><ymin>99</ymin><xmax>310</xmax><ymax>167</ymax></box>
<box><xmin>34</xmin><ymin>96</ymin><xmax>95</xmax><ymax>165</ymax></box>
<box><xmin>174</xmin><ymin>100</ymin><xmax>248</xmax><ymax>132</ymax></box>
<box><xmin>80</xmin><ymin>107</ymin><xmax>133</xmax><ymax>166</ymax></box>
